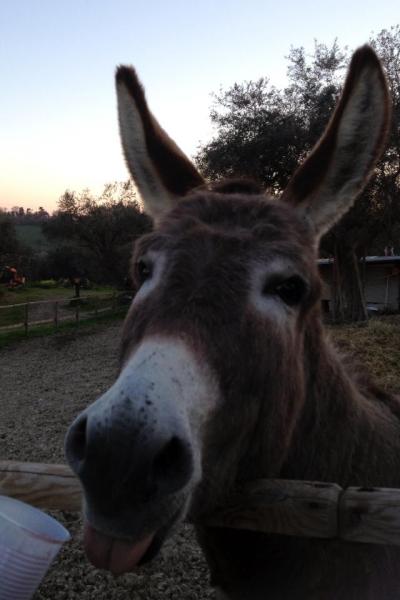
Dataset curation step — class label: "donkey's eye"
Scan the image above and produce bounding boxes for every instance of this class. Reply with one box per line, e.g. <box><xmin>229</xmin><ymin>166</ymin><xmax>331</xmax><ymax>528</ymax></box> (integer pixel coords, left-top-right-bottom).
<box><xmin>264</xmin><ymin>275</ymin><xmax>307</xmax><ymax>306</ymax></box>
<box><xmin>135</xmin><ymin>259</ymin><xmax>152</xmax><ymax>285</ymax></box>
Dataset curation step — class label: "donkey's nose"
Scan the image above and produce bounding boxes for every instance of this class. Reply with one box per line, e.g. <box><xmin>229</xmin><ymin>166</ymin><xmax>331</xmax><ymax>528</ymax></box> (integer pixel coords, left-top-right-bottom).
<box><xmin>65</xmin><ymin>408</ymin><xmax>194</xmax><ymax>501</ymax></box>
<box><xmin>65</xmin><ymin>413</ymin><xmax>88</xmax><ymax>470</ymax></box>
<box><xmin>151</xmin><ymin>435</ymin><xmax>193</xmax><ymax>493</ymax></box>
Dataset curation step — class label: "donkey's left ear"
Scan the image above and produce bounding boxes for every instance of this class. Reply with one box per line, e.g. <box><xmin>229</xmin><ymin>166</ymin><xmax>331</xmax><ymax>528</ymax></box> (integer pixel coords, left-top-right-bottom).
<box><xmin>116</xmin><ymin>66</ymin><xmax>204</xmax><ymax>221</ymax></box>
<box><xmin>281</xmin><ymin>46</ymin><xmax>391</xmax><ymax>240</ymax></box>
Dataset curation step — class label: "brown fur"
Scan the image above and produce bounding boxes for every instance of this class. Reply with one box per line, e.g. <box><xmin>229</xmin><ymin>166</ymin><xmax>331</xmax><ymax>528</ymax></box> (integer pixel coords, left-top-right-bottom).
<box><xmin>67</xmin><ymin>46</ymin><xmax>400</xmax><ymax>600</ymax></box>
<box><xmin>117</xmin><ymin>47</ymin><xmax>400</xmax><ymax>599</ymax></box>
<box><xmin>120</xmin><ymin>188</ymin><xmax>400</xmax><ymax>599</ymax></box>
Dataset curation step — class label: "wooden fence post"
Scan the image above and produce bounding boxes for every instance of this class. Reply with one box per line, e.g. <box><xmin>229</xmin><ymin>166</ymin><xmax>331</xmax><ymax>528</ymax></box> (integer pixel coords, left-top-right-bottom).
<box><xmin>75</xmin><ymin>301</ymin><xmax>80</xmax><ymax>325</ymax></box>
<box><xmin>24</xmin><ymin>303</ymin><xmax>29</xmax><ymax>336</ymax></box>
<box><xmin>54</xmin><ymin>301</ymin><xmax>59</xmax><ymax>329</ymax></box>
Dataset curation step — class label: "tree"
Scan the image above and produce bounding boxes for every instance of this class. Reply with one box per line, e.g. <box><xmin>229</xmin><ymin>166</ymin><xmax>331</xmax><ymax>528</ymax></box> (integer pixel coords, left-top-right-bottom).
<box><xmin>284</xmin><ymin>41</ymin><xmax>371</xmax><ymax>322</ymax></box>
<box><xmin>319</xmin><ymin>30</ymin><xmax>400</xmax><ymax>321</ymax></box>
<box><xmin>196</xmin><ymin>32</ymin><xmax>400</xmax><ymax>322</ymax></box>
<box><xmin>196</xmin><ymin>80</ymin><xmax>305</xmax><ymax>193</ymax></box>
<box><xmin>43</xmin><ymin>181</ymin><xmax>152</xmax><ymax>285</ymax></box>
<box><xmin>0</xmin><ymin>215</ymin><xmax>20</xmax><ymax>263</ymax></box>
<box><xmin>370</xmin><ymin>27</ymin><xmax>400</xmax><ymax>250</ymax></box>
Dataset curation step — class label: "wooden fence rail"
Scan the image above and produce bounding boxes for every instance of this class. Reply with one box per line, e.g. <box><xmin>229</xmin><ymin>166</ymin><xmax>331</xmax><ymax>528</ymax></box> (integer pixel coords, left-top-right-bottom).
<box><xmin>0</xmin><ymin>461</ymin><xmax>81</xmax><ymax>511</ymax></box>
<box><xmin>0</xmin><ymin>293</ymin><xmax>123</xmax><ymax>334</ymax></box>
<box><xmin>1</xmin><ymin>461</ymin><xmax>400</xmax><ymax>547</ymax></box>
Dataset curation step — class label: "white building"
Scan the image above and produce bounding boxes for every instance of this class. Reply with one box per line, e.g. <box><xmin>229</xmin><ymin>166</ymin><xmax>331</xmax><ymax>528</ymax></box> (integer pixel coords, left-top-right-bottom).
<box><xmin>318</xmin><ymin>256</ymin><xmax>400</xmax><ymax>314</ymax></box>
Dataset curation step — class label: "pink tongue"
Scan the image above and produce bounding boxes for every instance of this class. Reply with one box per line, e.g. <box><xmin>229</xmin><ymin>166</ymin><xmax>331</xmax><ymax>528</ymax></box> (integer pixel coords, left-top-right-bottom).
<box><xmin>84</xmin><ymin>522</ymin><xmax>155</xmax><ymax>575</ymax></box>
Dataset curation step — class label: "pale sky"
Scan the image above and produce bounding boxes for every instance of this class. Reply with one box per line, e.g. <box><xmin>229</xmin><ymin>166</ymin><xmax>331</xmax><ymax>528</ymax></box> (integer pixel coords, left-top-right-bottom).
<box><xmin>1</xmin><ymin>0</ymin><xmax>399</xmax><ymax>212</ymax></box>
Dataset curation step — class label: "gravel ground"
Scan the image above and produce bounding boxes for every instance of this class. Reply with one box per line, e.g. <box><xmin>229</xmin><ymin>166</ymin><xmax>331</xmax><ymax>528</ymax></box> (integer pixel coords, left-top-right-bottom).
<box><xmin>0</xmin><ymin>323</ymin><xmax>214</xmax><ymax>599</ymax></box>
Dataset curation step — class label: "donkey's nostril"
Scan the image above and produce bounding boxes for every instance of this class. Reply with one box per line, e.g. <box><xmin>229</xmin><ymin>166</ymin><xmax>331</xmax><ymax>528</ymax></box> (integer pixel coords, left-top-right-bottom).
<box><xmin>66</xmin><ymin>415</ymin><xmax>88</xmax><ymax>466</ymax></box>
<box><xmin>152</xmin><ymin>436</ymin><xmax>192</xmax><ymax>494</ymax></box>
<box><xmin>154</xmin><ymin>436</ymin><xmax>183</xmax><ymax>472</ymax></box>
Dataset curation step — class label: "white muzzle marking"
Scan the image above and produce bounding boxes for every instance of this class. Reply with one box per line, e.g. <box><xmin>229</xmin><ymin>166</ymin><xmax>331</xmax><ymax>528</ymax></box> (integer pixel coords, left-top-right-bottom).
<box><xmin>89</xmin><ymin>337</ymin><xmax>220</xmax><ymax>490</ymax></box>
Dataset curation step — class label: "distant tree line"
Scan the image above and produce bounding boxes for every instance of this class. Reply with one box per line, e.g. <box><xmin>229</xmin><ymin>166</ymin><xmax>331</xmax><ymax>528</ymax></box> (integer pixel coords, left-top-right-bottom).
<box><xmin>1</xmin><ymin>181</ymin><xmax>152</xmax><ymax>288</ymax></box>
<box><xmin>196</xmin><ymin>27</ymin><xmax>400</xmax><ymax>322</ymax></box>
<box><xmin>42</xmin><ymin>181</ymin><xmax>151</xmax><ymax>285</ymax></box>
<box><xmin>0</xmin><ymin>206</ymin><xmax>51</xmax><ymax>274</ymax></box>
<box><xmin>0</xmin><ymin>215</ymin><xmax>21</xmax><ymax>264</ymax></box>
<box><xmin>1</xmin><ymin>206</ymin><xmax>50</xmax><ymax>224</ymax></box>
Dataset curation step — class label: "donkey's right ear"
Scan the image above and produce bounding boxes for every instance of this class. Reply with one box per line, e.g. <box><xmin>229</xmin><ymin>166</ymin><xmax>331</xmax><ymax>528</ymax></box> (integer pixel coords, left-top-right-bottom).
<box><xmin>281</xmin><ymin>46</ymin><xmax>390</xmax><ymax>240</ymax></box>
<box><xmin>116</xmin><ymin>67</ymin><xmax>204</xmax><ymax>221</ymax></box>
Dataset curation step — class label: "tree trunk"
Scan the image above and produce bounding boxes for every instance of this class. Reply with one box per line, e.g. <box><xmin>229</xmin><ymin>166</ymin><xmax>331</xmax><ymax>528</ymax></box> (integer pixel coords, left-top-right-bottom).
<box><xmin>331</xmin><ymin>242</ymin><xmax>368</xmax><ymax>323</ymax></box>
<box><xmin>397</xmin><ymin>272</ymin><xmax>400</xmax><ymax>313</ymax></box>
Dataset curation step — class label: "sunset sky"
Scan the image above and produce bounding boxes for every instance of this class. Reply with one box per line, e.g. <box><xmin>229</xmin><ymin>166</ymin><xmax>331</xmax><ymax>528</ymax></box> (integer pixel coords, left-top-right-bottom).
<box><xmin>1</xmin><ymin>0</ymin><xmax>399</xmax><ymax>212</ymax></box>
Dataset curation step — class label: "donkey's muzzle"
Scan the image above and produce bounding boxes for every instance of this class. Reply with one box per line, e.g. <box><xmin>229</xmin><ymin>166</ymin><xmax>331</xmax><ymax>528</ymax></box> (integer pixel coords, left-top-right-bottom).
<box><xmin>65</xmin><ymin>386</ymin><xmax>194</xmax><ymax>513</ymax></box>
<box><xmin>64</xmin><ymin>337</ymin><xmax>217</xmax><ymax>531</ymax></box>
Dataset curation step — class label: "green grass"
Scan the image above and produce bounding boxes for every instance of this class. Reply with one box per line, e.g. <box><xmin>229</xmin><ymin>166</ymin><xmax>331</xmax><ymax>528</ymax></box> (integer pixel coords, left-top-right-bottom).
<box><xmin>0</xmin><ymin>304</ymin><xmax>26</xmax><ymax>327</ymax></box>
<box><xmin>0</xmin><ymin>310</ymin><xmax>127</xmax><ymax>348</ymax></box>
<box><xmin>0</xmin><ymin>284</ymin><xmax>115</xmax><ymax>306</ymax></box>
<box><xmin>65</xmin><ymin>295</ymin><xmax>117</xmax><ymax>313</ymax></box>
<box><xmin>0</xmin><ymin>284</ymin><xmax>121</xmax><ymax>329</ymax></box>
<box><xmin>328</xmin><ymin>315</ymin><xmax>400</xmax><ymax>394</ymax></box>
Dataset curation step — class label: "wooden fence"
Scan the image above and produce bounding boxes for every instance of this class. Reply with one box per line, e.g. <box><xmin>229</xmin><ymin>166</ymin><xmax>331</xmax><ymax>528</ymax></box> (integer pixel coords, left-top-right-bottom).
<box><xmin>1</xmin><ymin>461</ymin><xmax>400</xmax><ymax>547</ymax></box>
<box><xmin>0</xmin><ymin>293</ymin><xmax>127</xmax><ymax>335</ymax></box>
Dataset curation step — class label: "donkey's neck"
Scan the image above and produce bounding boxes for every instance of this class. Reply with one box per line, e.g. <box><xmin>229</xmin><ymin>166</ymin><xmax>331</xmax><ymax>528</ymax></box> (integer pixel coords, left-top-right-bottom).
<box><xmin>281</xmin><ymin>320</ymin><xmax>400</xmax><ymax>488</ymax></box>
<box><xmin>197</xmin><ymin>321</ymin><xmax>400</xmax><ymax>600</ymax></box>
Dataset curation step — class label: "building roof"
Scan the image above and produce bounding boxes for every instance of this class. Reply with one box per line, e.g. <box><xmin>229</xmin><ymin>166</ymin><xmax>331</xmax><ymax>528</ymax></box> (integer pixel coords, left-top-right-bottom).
<box><xmin>318</xmin><ymin>256</ymin><xmax>400</xmax><ymax>267</ymax></box>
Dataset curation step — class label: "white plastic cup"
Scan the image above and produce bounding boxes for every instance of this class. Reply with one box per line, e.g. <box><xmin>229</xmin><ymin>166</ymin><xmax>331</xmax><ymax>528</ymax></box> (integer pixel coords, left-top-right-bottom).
<box><xmin>0</xmin><ymin>495</ymin><xmax>70</xmax><ymax>600</ymax></box>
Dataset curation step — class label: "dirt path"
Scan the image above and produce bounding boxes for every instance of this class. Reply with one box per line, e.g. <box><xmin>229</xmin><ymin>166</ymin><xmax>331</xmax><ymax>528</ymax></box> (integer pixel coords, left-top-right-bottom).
<box><xmin>0</xmin><ymin>324</ymin><xmax>214</xmax><ymax>599</ymax></box>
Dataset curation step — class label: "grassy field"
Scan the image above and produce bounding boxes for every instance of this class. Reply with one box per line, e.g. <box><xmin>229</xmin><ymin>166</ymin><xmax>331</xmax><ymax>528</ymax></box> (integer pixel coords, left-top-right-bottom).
<box><xmin>329</xmin><ymin>315</ymin><xmax>400</xmax><ymax>394</ymax></box>
<box><xmin>0</xmin><ymin>283</ymin><xmax>124</xmax><ymax>331</ymax></box>
<box><xmin>0</xmin><ymin>310</ymin><xmax>126</xmax><ymax>348</ymax></box>
<box><xmin>0</xmin><ymin>283</ymin><xmax>114</xmax><ymax>306</ymax></box>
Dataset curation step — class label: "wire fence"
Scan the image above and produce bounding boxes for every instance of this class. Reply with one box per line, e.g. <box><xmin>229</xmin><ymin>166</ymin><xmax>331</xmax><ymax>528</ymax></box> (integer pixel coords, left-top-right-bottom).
<box><xmin>0</xmin><ymin>293</ymin><xmax>130</xmax><ymax>335</ymax></box>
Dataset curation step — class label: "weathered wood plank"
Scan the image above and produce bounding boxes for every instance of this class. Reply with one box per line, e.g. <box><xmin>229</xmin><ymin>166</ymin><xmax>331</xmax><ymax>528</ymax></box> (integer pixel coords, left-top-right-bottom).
<box><xmin>204</xmin><ymin>479</ymin><xmax>342</xmax><ymax>539</ymax></box>
<box><xmin>2</xmin><ymin>462</ymin><xmax>400</xmax><ymax>548</ymax></box>
<box><xmin>340</xmin><ymin>486</ymin><xmax>400</xmax><ymax>546</ymax></box>
<box><xmin>0</xmin><ymin>461</ymin><xmax>82</xmax><ymax>511</ymax></box>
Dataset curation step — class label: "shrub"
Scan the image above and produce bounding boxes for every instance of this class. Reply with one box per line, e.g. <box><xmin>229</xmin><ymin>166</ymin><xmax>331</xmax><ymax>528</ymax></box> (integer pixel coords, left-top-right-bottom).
<box><xmin>32</xmin><ymin>279</ymin><xmax>58</xmax><ymax>289</ymax></box>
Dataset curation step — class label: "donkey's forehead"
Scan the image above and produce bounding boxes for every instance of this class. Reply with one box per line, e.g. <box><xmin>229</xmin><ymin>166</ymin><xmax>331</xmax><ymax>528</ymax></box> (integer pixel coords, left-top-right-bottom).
<box><xmin>154</xmin><ymin>192</ymin><xmax>314</xmax><ymax>247</ymax></box>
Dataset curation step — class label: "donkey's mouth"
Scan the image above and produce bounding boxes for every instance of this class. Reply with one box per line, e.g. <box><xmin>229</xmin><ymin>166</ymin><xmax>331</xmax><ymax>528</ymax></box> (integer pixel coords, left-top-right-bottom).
<box><xmin>83</xmin><ymin>521</ymin><xmax>157</xmax><ymax>575</ymax></box>
<box><xmin>83</xmin><ymin>503</ymin><xmax>184</xmax><ymax>575</ymax></box>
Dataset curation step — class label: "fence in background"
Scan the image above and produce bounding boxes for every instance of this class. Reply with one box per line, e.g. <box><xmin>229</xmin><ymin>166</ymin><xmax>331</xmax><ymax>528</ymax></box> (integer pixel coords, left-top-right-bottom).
<box><xmin>0</xmin><ymin>293</ymin><xmax>129</xmax><ymax>335</ymax></box>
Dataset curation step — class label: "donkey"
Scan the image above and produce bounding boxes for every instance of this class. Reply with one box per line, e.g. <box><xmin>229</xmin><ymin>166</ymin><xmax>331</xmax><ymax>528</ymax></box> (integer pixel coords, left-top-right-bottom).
<box><xmin>65</xmin><ymin>46</ymin><xmax>400</xmax><ymax>599</ymax></box>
